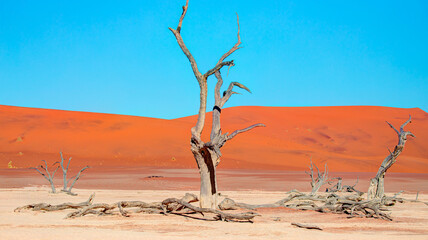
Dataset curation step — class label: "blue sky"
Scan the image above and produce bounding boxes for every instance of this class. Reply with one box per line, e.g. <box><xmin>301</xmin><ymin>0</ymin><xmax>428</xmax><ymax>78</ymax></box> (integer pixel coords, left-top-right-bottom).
<box><xmin>1</xmin><ymin>0</ymin><xmax>427</xmax><ymax>119</ymax></box>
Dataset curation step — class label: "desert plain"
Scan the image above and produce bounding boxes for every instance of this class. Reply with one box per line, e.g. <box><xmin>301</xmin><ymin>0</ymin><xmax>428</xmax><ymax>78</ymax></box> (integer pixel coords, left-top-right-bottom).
<box><xmin>0</xmin><ymin>105</ymin><xmax>427</xmax><ymax>239</ymax></box>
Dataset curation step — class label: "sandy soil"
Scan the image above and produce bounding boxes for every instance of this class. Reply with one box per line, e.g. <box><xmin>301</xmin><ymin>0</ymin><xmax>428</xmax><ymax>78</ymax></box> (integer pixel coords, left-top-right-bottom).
<box><xmin>2</xmin><ymin>167</ymin><xmax>428</xmax><ymax>192</ymax></box>
<box><xmin>1</xmin><ymin>105</ymin><xmax>427</xmax><ymax>173</ymax></box>
<box><xmin>1</xmin><ymin>169</ymin><xmax>427</xmax><ymax>239</ymax></box>
<box><xmin>0</xmin><ymin>188</ymin><xmax>427</xmax><ymax>240</ymax></box>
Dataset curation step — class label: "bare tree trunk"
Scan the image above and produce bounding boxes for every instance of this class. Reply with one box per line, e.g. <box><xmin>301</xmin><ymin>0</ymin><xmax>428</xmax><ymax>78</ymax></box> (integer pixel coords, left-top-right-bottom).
<box><xmin>30</xmin><ymin>160</ymin><xmax>59</xmax><ymax>193</ymax></box>
<box><xmin>199</xmin><ymin>162</ymin><xmax>217</xmax><ymax>208</ymax></box>
<box><xmin>58</xmin><ymin>152</ymin><xmax>90</xmax><ymax>195</ymax></box>
<box><xmin>49</xmin><ymin>178</ymin><xmax>56</xmax><ymax>193</ymax></box>
<box><xmin>192</xmin><ymin>151</ymin><xmax>218</xmax><ymax>208</ymax></box>
<box><xmin>170</xmin><ymin>0</ymin><xmax>264</xmax><ymax>208</ymax></box>
<box><xmin>367</xmin><ymin>116</ymin><xmax>415</xmax><ymax>200</ymax></box>
<box><xmin>59</xmin><ymin>151</ymin><xmax>71</xmax><ymax>191</ymax></box>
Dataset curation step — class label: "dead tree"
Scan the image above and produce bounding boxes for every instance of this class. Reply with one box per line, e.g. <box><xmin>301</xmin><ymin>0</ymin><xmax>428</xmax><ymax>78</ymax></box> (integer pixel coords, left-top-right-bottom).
<box><xmin>59</xmin><ymin>152</ymin><xmax>89</xmax><ymax>195</ymax></box>
<box><xmin>30</xmin><ymin>160</ymin><xmax>60</xmax><ymax>193</ymax></box>
<box><xmin>30</xmin><ymin>153</ymin><xmax>89</xmax><ymax>195</ymax></box>
<box><xmin>305</xmin><ymin>160</ymin><xmax>328</xmax><ymax>196</ymax></box>
<box><xmin>367</xmin><ymin>116</ymin><xmax>415</xmax><ymax>200</ymax></box>
<box><xmin>169</xmin><ymin>0</ymin><xmax>265</xmax><ymax>208</ymax></box>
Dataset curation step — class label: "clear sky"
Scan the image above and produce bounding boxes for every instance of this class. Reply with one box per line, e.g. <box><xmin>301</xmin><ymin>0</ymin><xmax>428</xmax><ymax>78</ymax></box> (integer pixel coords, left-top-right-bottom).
<box><xmin>1</xmin><ymin>0</ymin><xmax>427</xmax><ymax>119</ymax></box>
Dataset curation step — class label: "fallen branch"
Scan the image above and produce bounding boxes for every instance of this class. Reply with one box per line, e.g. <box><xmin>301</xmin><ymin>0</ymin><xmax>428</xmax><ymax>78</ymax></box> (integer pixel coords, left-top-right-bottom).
<box><xmin>219</xmin><ymin>191</ymin><xmax>393</xmax><ymax>221</ymax></box>
<box><xmin>326</xmin><ymin>177</ymin><xmax>363</xmax><ymax>196</ymax></box>
<box><xmin>15</xmin><ymin>190</ymin><xmax>412</xmax><ymax>222</ymax></box>
<box><xmin>291</xmin><ymin>222</ymin><xmax>322</xmax><ymax>230</ymax></box>
<box><xmin>14</xmin><ymin>193</ymin><xmax>95</xmax><ymax>212</ymax></box>
<box><xmin>15</xmin><ymin>192</ymin><xmax>258</xmax><ymax>222</ymax></box>
<box><xmin>162</xmin><ymin>197</ymin><xmax>259</xmax><ymax>222</ymax></box>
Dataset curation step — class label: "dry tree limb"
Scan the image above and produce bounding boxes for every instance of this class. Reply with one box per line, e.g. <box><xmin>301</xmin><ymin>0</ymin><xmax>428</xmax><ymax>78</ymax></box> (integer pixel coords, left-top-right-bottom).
<box><xmin>291</xmin><ymin>222</ymin><xmax>323</xmax><ymax>230</ymax></box>
<box><xmin>162</xmin><ymin>197</ymin><xmax>259</xmax><ymax>222</ymax></box>
<box><xmin>59</xmin><ymin>152</ymin><xmax>90</xmax><ymax>195</ymax></box>
<box><xmin>29</xmin><ymin>160</ymin><xmax>60</xmax><ymax>193</ymax></box>
<box><xmin>342</xmin><ymin>199</ymin><xmax>393</xmax><ymax>221</ymax></box>
<box><xmin>15</xmin><ymin>190</ymin><xmax>404</xmax><ymax>222</ymax></box>
<box><xmin>220</xmin><ymin>190</ymin><xmax>393</xmax><ymax>221</ymax></box>
<box><xmin>66</xmin><ymin>194</ymin><xmax>197</xmax><ymax>219</ymax></box>
<box><xmin>209</xmin><ymin>190</ymin><xmax>397</xmax><ymax>221</ymax></box>
<box><xmin>66</xmin><ymin>199</ymin><xmax>165</xmax><ymax>219</ymax></box>
<box><xmin>168</xmin><ymin>192</ymin><xmax>199</xmax><ymax>211</ymax></box>
<box><xmin>219</xmin><ymin>190</ymin><xmax>307</xmax><ymax>210</ymax></box>
<box><xmin>14</xmin><ymin>193</ymin><xmax>95</xmax><ymax>212</ymax></box>
<box><xmin>326</xmin><ymin>177</ymin><xmax>343</xmax><ymax>192</ymax></box>
<box><xmin>65</xmin><ymin>192</ymin><xmax>258</xmax><ymax>222</ymax></box>
<box><xmin>219</xmin><ymin>198</ymin><xmax>279</xmax><ymax>210</ymax></box>
<box><xmin>66</xmin><ymin>203</ymin><xmax>117</xmax><ymax>218</ymax></box>
<box><xmin>382</xmin><ymin>191</ymin><xmax>405</xmax><ymax>206</ymax></box>
<box><xmin>305</xmin><ymin>159</ymin><xmax>328</xmax><ymax>196</ymax></box>
<box><xmin>18</xmin><ymin>192</ymin><xmax>254</xmax><ymax>222</ymax></box>
<box><xmin>326</xmin><ymin>177</ymin><xmax>363</xmax><ymax>196</ymax></box>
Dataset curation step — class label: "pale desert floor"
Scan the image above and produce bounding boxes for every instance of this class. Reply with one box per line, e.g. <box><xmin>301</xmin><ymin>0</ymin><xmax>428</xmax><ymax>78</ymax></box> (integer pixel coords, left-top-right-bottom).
<box><xmin>1</xmin><ymin>169</ymin><xmax>428</xmax><ymax>239</ymax></box>
<box><xmin>0</xmin><ymin>188</ymin><xmax>427</xmax><ymax>240</ymax></box>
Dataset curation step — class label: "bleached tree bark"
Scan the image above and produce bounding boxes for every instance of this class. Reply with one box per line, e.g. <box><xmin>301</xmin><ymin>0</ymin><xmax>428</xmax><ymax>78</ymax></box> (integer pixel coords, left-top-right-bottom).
<box><xmin>59</xmin><ymin>152</ymin><xmax>89</xmax><ymax>195</ymax></box>
<box><xmin>60</xmin><ymin>152</ymin><xmax>71</xmax><ymax>191</ymax></box>
<box><xmin>30</xmin><ymin>160</ymin><xmax>59</xmax><ymax>193</ymax></box>
<box><xmin>305</xmin><ymin>160</ymin><xmax>328</xmax><ymax>196</ymax></box>
<box><xmin>170</xmin><ymin>0</ymin><xmax>265</xmax><ymax>208</ymax></box>
<box><xmin>326</xmin><ymin>177</ymin><xmax>362</xmax><ymax>195</ymax></box>
<box><xmin>367</xmin><ymin>116</ymin><xmax>415</xmax><ymax>200</ymax></box>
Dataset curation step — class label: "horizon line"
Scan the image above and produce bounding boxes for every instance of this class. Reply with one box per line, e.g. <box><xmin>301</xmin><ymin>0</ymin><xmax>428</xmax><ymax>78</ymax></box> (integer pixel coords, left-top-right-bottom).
<box><xmin>0</xmin><ymin>104</ymin><xmax>426</xmax><ymax>120</ymax></box>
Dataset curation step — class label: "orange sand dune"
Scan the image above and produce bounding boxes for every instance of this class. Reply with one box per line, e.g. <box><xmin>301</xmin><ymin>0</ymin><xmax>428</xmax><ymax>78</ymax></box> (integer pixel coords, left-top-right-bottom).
<box><xmin>0</xmin><ymin>105</ymin><xmax>427</xmax><ymax>173</ymax></box>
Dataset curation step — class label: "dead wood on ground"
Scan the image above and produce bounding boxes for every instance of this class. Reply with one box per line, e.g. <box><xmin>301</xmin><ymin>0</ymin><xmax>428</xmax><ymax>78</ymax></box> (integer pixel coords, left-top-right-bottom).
<box><xmin>291</xmin><ymin>222</ymin><xmax>323</xmax><ymax>230</ymax></box>
<box><xmin>219</xmin><ymin>190</ymin><xmax>396</xmax><ymax>221</ymax></box>
<box><xmin>326</xmin><ymin>177</ymin><xmax>363</xmax><ymax>196</ymax></box>
<box><xmin>15</xmin><ymin>190</ymin><xmax>426</xmax><ymax>222</ymax></box>
<box><xmin>14</xmin><ymin>193</ymin><xmax>95</xmax><ymax>212</ymax></box>
<box><xmin>15</xmin><ymin>193</ymin><xmax>259</xmax><ymax>222</ymax></box>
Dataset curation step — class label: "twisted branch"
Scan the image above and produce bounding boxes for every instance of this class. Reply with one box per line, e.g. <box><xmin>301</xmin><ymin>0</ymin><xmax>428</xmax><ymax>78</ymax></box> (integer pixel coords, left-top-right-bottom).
<box><xmin>228</xmin><ymin>123</ymin><xmax>266</xmax><ymax>140</ymax></box>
